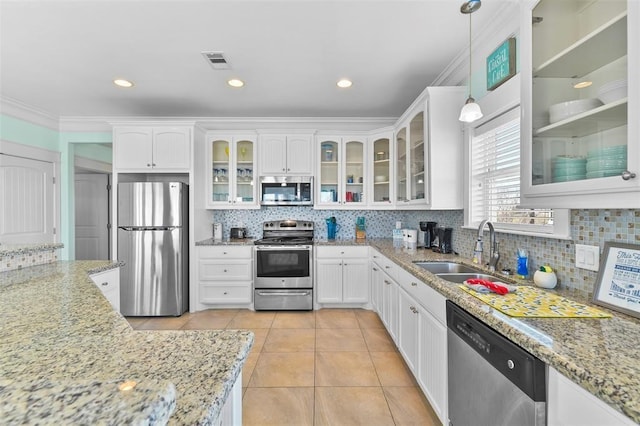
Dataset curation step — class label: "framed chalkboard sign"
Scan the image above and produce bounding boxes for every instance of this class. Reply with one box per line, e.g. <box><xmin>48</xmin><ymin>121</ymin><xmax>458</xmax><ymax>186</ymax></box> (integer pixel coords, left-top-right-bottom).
<box><xmin>593</xmin><ymin>242</ymin><xmax>640</xmax><ymax>319</ymax></box>
<box><xmin>486</xmin><ymin>37</ymin><xmax>516</xmax><ymax>91</ymax></box>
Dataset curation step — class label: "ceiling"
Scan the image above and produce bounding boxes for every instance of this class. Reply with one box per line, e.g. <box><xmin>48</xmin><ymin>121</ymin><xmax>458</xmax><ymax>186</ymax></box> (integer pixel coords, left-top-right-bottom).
<box><xmin>0</xmin><ymin>0</ymin><xmax>511</xmax><ymax>120</ymax></box>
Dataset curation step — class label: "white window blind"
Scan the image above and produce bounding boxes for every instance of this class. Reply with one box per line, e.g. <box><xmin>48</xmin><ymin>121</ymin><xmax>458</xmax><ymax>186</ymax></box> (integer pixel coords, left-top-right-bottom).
<box><xmin>470</xmin><ymin>108</ymin><xmax>554</xmax><ymax>233</ymax></box>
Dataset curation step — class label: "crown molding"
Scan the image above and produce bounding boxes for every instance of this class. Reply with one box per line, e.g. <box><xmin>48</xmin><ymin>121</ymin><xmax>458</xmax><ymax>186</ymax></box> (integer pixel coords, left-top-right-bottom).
<box><xmin>0</xmin><ymin>97</ymin><xmax>59</xmax><ymax>131</ymax></box>
<box><xmin>432</xmin><ymin>1</ymin><xmax>520</xmax><ymax>87</ymax></box>
<box><xmin>59</xmin><ymin>117</ymin><xmax>113</xmax><ymax>133</ymax></box>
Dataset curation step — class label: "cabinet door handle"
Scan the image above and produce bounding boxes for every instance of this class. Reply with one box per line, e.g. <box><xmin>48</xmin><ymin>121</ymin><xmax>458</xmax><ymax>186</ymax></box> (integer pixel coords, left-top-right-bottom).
<box><xmin>372</xmin><ymin>267</ymin><xmax>378</xmax><ymax>271</ymax></box>
<box><xmin>223</xmin><ymin>291</ymin><xmax>228</xmax><ymax>295</ymax></box>
<box><xmin>147</xmin><ymin>163</ymin><xmax>151</xmax><ymax>167</ymax></box>
<box><xmin>622</xmin><ymin>171</ymin><xmax>637</xmax><ymax>180</ymax></box>
<box><xmin>384</xmin><ymin>280</ymin><xmax>391</xmax><ymax>285</ymax></box>
<box><xmin>282</xmin><ymin>168</ymin><xmax>286</xmax><ymax>171</ymax></box>
<box><xmin>101</xmin><ymin>282</ymin><xmax>109</xmax><ymax>286</ymax></box>
<box><xmin>223</xmin><ymin>269</ymin><xmax>228</xmax><ymax>272</ymax></box>
<box><xmin>411</xmin><ymin>282</ymin><xmax>418</xmax><ymax>287</ymax></box>
<box><xmin>287</xmin><ymin>168</ymin><xmax>290</xmax><ymax>171</ymax></box>
<box><xmin>410</xmin><ymin>306</ymin><xmax>418</xmax><ymax>314</ymax></box>
<box><xmin>152</xmin><ymin>163</ymin><xmax>156</xmax><ymax>167</ymax></box>
<box><xmin>223</xmin><ymin>252</ymin><xmax>227</xmax><ymax>255</ymax></box>
<box><xmin>385</xmin><ymin>266</ymin><xmax>391</xmax><ymax>269</ymax></box>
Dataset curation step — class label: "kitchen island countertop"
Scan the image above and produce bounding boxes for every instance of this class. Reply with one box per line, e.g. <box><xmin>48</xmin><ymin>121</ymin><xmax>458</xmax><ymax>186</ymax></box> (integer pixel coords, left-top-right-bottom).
<box><xmin>363</xmin><ymin>239</ymin><xmax>640</xmax><ymax>423</ymax></box>
<box><xmin>0</xmin><ymin>260</ymin><xmax>253</xmax><ymax>425</ymax></box>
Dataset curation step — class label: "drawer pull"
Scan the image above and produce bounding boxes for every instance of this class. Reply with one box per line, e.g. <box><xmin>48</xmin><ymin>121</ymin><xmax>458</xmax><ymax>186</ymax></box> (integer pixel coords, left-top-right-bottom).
<box><xmin>372</xmin><ymin>267</ymin><xmax>378</xmax><ymax>271</ymax></box>
<box><xmin>101</xmin><ymin>282</ymin><xmax>109</xmax><ymax>287</ymax></box>
<box><xmin>223</xmin><ymin>252</ymin><xmax>227</xmax><ymax>255</ymax></box>
<box><xmin>223</xmin><ymin>269</ymin><xmax>228</xmax><ymax>273</ymax></box>
<box><xmin>223</xmin><ymin>291</ymin><xmax>228</xmax><ymax>295</ymax></box>
<box><xmin>384</xmin><ymin>280</ymin><xmax>391</xmax><ymax>285</ymax></box>
<box><xmin>385</xmin><ymin>266</ymin><xmax>391</xmax><ymax>269</ymax></box>
<box><xmin>410</xmin><ymin>306</ymin><xmax>418</xmax><ymax>314</ymax></box>
<box><xmin>411</xmin><ymin>282</ymin><xmax>418</xmax><ymax>287</ymax></box>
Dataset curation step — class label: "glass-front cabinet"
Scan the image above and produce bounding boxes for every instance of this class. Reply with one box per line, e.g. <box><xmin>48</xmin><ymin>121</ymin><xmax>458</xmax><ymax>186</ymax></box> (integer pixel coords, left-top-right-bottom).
<box><xmin>396</xmin><ymin>112</ymin><xmax>426</xmax><ymax>205</ymax></box>
<box><xmin>317</xmin><ymin>136</ymin><xmax>367</xmax><ymax>208</ymax></box>
<box><xmin>521</xmin><ymin>0</ymin><xmax>639</xmax><ymax>208</ymax></box>
<box><xmin>371</xmin><ymin>131</ymin><xmax>393</xmax><ymax>207</ymax></box>
<box><xmin>206</xmin><ymin>133</ymin><xmax>259</xmax><ymax>209</ymax></box>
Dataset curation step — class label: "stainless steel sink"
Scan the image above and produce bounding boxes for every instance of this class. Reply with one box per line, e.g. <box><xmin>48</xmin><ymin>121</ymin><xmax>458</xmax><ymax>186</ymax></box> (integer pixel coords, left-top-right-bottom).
<box><xmin>435</xmin><ymin>273</ymin><xmax>503</xmax><ymax>284</ymax></box>
<box><xmin>413</xmin><ymin>261</ymin><xmax>480</xmax><ymax>274</ymax></box>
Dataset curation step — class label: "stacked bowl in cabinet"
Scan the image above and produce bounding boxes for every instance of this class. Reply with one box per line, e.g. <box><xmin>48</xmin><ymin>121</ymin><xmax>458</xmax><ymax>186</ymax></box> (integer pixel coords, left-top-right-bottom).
<box><xmin>586</xmin><ymin>145</ymin><xmax>627</xmax><ymax>179</ymax></box>
<box><xmin>552</xmin><ymin>156</ymin><xmax>587</xmax><ymax>182</ymax></box>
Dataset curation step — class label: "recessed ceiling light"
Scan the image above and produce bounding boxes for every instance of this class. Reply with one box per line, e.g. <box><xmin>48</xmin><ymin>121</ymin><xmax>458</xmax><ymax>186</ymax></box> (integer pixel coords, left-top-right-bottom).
<box><xmin>573</xmin><ymin>81</ymin><xmax>593</xmax><ymax>89</ymax></box>
<box><xmin>113</xmin><ymin>79</ymin><xmax>134</xmax><ymax>88</ymax></box>
<box><xmin>337</xmin><ymin>79</ymin><xmax>352</xmax><ymax>88</ymax></box>
<box><xmin>228</xmin><ymin>79</ymin><xmax>244</xmax><ymax>88</ymax></box>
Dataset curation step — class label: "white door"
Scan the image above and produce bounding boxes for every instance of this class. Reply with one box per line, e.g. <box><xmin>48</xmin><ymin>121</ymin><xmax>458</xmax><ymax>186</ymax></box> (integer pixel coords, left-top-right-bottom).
<box><xmin>0</xmin><ymin>154</ymin><xmax>55</xmax><ymax>243</ymax></box>
<box><xmin>75</xmin><ymin>173</ymin><xmax>110</xmax><ymax>260</ymax></box>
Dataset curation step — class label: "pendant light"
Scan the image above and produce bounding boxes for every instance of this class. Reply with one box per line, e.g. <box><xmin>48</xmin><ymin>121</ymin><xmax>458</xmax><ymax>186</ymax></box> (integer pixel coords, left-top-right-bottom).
<box><xmin>459</xmin><ymin>0</ymin><xmax>483</xmax><ymax>123</ymax></box>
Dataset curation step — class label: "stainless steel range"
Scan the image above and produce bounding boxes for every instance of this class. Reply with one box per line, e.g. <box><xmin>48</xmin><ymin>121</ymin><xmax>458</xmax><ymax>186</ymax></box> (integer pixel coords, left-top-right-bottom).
<box><xmin>254</xmin><ymin>220</ymin><xmax>314</xmax><ymax>310</ymax></box>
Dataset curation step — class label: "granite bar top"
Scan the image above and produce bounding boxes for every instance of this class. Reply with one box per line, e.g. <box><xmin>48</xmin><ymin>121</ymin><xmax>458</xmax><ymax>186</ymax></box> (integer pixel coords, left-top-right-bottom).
<box><xmin>0</xmin><ymin>261</ymin><xmax>254</xmax><ymax>425</ymax></box>
<box><xmin>0</xmin><ymin>242</ymin><xmax>63</xmax><ymax>256</ymax></box>
<box><xmin>364</xmin><ymin>239</ymin><xmax>640</xmax><ymax>423</ymax></box>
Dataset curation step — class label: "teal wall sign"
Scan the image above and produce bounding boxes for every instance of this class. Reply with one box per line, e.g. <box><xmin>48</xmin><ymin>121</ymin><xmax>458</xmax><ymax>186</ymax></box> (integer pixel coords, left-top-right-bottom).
<box><xmin>486</xmin><ymin>37</ymin><xmax>516</xmax><ymax>91</ymax></box>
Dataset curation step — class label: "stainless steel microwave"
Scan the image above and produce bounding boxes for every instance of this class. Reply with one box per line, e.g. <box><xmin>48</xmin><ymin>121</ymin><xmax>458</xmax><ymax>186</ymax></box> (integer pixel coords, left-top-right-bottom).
<box><xmin>260</xmin><ymin>176</ymin><xmax>313</xmax><ymax>206</ymax></box>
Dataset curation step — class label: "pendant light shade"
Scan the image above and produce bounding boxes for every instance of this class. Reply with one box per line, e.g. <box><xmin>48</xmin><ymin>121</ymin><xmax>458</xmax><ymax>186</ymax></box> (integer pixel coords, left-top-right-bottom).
<box><xmin>459</xmin><ymin>96</ymin><xmax>483</xmax><ymax>122</ymax></box>
<box><xmin>459</xmin><ymin>1</ymin><xmax>483</xmax><ymax>123</ymax></box>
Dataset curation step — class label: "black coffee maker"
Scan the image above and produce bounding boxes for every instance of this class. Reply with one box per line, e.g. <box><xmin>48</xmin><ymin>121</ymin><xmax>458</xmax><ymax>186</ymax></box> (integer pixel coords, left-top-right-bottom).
<box><xmin>419</xmin><ymin>221</ymin><xmax>438</xmax><ymax>249</ymax></box>
<box><xmin>436</xmin><ymin>227</ymin><xmax>453</xmax><ymax>254</ymax></box>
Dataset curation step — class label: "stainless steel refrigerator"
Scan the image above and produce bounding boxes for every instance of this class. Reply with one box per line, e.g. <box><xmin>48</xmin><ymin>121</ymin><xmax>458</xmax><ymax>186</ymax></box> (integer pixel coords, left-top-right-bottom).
<box><xmin>118</xmin><ymin>182</ymin><xmax>188</xmax><ymax>316</ymax></box>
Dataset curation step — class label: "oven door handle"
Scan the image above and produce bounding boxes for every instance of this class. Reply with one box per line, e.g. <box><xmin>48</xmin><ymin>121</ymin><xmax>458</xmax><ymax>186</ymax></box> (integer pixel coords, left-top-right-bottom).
<box><xmin>255</xmin><ymin>246</ymin><xmax>312</xmax><ymax>251</ymax></box>
<box><xmin>256</xmin><ymin>290</ymin><xmax>312</xmax><ymax>297</ymax></box>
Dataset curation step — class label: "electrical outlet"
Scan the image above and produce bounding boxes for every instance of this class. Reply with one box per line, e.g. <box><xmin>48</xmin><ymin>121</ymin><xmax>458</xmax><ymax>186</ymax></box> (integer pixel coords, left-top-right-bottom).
<box><xmin>575</xmin><ymin>244</ymin><xmax>600</xmax><ymax>271</ymax></box>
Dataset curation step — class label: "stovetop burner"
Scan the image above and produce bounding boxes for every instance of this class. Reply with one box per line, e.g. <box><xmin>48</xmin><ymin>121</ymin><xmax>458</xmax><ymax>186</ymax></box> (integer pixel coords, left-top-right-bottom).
<box><xmin>255</xmin><ymin>219</ymin><xmax>315</xmax><ymax>246</ymax></box>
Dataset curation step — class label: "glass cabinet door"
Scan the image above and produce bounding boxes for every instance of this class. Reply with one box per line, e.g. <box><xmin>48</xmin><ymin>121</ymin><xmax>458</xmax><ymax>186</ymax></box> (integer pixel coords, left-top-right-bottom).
<box><xmin>345</xmin><ymin>140</ymin><xmax>365</xmax><ymax>205</ymax></box>
<box><xmin>530</xmin><ymin>0</ymin><xmax>628</xmax><ymax>187</ymax></box>
<box><xmin>373</xmin><ymin>137</ymin><xmax>391</xmax><ymax>203</ymax></box>
<box><xmin>234</xmin><ymin>139</ymin><xmax>255</xmax><ymax>204</ymax></box>
<box><xmin>319</xmin><ymin>140</ymin><xmax>340</xmax><ymax>205</ymax></box>
<box><xmin>409</xmin><ymin>112</ymin><xmax>425</xmax><ymax>200</ymax></box>
<box><xmin>211</xmin><ymin>139</ymin><xmax>230</xmax><ymax>203</ymax></box>
<box><xmin>395</xmin><ymin>128</ymin><xmax>407</xmax><ymax>202</ymax></box>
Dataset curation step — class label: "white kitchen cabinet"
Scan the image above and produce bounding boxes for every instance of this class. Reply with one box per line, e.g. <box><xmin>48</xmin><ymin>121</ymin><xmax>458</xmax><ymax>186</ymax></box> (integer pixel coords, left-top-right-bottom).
<box><xmin>316</xmin><ymin>135</ymin><xmax>367</xmax><ymax>208</ymax></box>
<box><xmin>370</xmin><ymin>262</ymin><xmax>383</xmax><ymax>314</ymax></box>
<box><xmin>520</xmin><ymin>0</ymin><xmax>640</xmax><ymax>208</ymax></box>
<box><xmin>418</xmin><ymin>304</ymin><xmax>447</xmax><ymax>425</ymax></box>
<box><xmin>89</xmin><ymin>267</ymin><xmax>120</xmax><ymax>311</ymax></box>
<box><xmin>398</xmin><ymin>286</ymin><xmax>420</xmax><ymax>373</ymax></box>
<box><xmin>316</xmin><ymin>246</ymin><xmax>369</xmax><ymax>305</ymax></box>
<box><xmin>113</xmin><ymin>126</ymin><xmax>192</xmax><ymax>171</ymax></box>
<box><xmin>381</xmin><ymin>270</ymin><xmax>399</xmax><ymax>344</ymax></box>
<box><xmin>259</xmin><ymin>134</ymin><xmax>314</xmax><ymax>175</ymax></box>
<box><xmin>196</xmin><ymin>246</ymin><xmax>253</xmax><ymax>310</ymax></box>
<box><xmin>369</xmin><ymin>130</ymin><xmax>395</xmax><ymax>208</ymax></box>
<box><xmin>205</xmin><ymin>133</ymin><xmax>259</xmax><ymax>209</ymax></box>
<box><xmin>547</xmin><ymin>366</ymin><xmax>636</xmax><ymax>426</ymax></box>
<box><xmin>395</xmin><ymin>87</ymin><xmax>465</xmax><ymax>209</ymax></box>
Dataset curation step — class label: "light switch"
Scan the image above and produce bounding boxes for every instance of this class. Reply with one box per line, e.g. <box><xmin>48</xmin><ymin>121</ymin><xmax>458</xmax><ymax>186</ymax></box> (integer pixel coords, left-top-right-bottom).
<box><xmin>575</xmin><ymin>244</ymin><xmax>600</xmax><ymax>271</ymax></box>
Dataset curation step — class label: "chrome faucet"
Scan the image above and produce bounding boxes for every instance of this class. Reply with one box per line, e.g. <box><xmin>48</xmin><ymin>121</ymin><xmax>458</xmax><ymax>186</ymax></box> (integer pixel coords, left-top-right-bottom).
<box><xmin>473</xmin><ymin>219</ymin><xmax>500</xmax><ymax>272</ymax></box>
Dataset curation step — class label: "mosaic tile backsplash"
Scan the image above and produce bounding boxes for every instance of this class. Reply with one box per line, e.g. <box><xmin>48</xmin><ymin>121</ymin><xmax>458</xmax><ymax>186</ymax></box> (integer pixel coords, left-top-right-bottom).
<box><xmin>211</xmin><ymin>208</ymin><xmax>640</xmax><ymax>294</ymax></box>
<box><xmin>0</xmin><ymin>245</ymin><xmax>61</xmax><ymax>272</ymax></box>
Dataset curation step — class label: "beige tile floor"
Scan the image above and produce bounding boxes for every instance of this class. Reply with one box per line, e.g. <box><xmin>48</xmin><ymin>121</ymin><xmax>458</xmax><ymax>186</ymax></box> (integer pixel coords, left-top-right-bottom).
<box><xmin>127</xmin><ymin>308</ymin><xmax>441</xmax><ymax>426</ymax></box>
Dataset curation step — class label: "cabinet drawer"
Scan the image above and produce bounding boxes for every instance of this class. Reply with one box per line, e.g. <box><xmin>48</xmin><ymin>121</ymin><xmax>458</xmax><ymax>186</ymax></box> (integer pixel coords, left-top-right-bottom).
<box><xmin>200</xmin><ymin>283</ymin><xmax>252</xmax><ymax>304</ymax></box>
<box><xmin>316</xmin><ymin>246</ymin><xmax>368</xmax><ymax>259</ymax></box>
<box><xmin>371</xmin><ymin>253</ymin><xmax>398</xmax><ymax>281</ymax></box>
<box><xmin>199</xmin><ymin>260</ymin><xmax>252</xmax><ymax>280</ymax></box>
<box><xmin>90</xmin><ymin>269</ymin><xmax>119</xmax><ymax>295</ymax></box>
<box><xmin>397</xmin><ymin>268</ymin><xmax>445</xmax><ymax>324</ymax></box>
<box><xmin>199</xmin><ymin>246</ymin><xmax>252</xmax><ymax>259</ymax></box>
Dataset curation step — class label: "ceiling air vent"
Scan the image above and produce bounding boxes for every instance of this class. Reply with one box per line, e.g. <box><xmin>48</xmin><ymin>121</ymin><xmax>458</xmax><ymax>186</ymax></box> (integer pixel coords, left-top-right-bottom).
<box><xmin>202</xmin><ymin>51</ymin><xmax>230</xmax><ymax>70</ymax></box>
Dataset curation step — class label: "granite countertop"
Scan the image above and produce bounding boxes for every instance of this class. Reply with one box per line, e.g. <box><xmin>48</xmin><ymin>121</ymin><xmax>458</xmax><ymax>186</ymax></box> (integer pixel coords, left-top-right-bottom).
<box><xmin>0</xmin><ymin>260</ymin><xmax>254</xmax><ymax>425</ymax></box>
<box><xmin>364</xmin><ymin>239</ymin><xmax>640</xmax><ymax>423</ymax></box>
<box><xmin>196</xmin><ymin>238</ymin><xmax>255</xmax><ymax>246</ymax></box>
<box><xmin>0</xmin><ymin>242</ymin><xmax>63</xmax><ymax>256</ymax></box>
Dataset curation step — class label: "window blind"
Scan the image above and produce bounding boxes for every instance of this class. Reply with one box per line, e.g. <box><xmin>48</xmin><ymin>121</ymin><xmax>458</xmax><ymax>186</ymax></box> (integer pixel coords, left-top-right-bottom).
<box><xmin>470</xmin><ymin>110</ymin><xmax>553</xmax><ymax>233</ymax></box>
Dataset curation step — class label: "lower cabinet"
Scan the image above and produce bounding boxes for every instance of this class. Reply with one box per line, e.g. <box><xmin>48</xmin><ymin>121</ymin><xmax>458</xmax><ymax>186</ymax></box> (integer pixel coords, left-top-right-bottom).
<box><xmin>197</xmin><ymin>246</ymin><xmax>253</xmax><ymax>309</ymax></box>
<box><xmin>547</xmin><ymin>367</ymin><xmax>636</xmax><ymax>426</ymax></box>
<box><xmin>374</xmin><ymin>250</ymin><xmax>448</xmax><ymax>426</ymax></box>
<box><xmin>316</xmin><ymin>246</ymin><xmax>369</xmax><ymax>306</ymax></box>
<box><xmin>89</xmin><ymin>267</ymin><xmax>120</xmax><ymax>311</ymax></box>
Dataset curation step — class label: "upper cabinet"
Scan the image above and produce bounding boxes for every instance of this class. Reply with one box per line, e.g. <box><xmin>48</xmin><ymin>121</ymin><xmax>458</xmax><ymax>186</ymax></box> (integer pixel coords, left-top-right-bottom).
<box><xmin>259</xmin><ymin>134</ymin><xmax>314</xmax><ymax>175</ymax></box>
<box><xmin>316</xmin><ymin>136</ymin><xmax>367</xmax><ymax>208</ymax></box>
<box><xmin>520</xmin><ymin>0</ymin><xmax>640</xmax><ymax>208</ymax></box>
<box><xmin>113</xmin><ymin>126</ymin><xmax>192</xmax><ymax>171</ymax></box>
<box><xmin>205</xmin><ymin>133</ymin><xmax>259</xmax><ymax>209</ymax></box>
<box><xmin>370</xmin><ymin>130</ymin><xmax>394</xmax><ymax>207</ymax></box>
<box><xmin>395</xmin><ymin>87</ymin><xmax>466</xmax><ymax>210</ymax></box>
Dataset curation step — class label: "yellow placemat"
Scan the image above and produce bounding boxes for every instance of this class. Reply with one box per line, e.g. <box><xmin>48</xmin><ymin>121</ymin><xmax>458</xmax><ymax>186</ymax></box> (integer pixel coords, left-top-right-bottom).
<box><xmin>459</xmin><ymin>285</ymin><xmax>611</xmax><ymax>318</ymax></box>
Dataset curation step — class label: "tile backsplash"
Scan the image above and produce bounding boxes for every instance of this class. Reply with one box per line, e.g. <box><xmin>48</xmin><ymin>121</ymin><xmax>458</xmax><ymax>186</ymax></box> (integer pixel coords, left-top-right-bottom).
<box><xmin>211</xmin><ymin>208</ymin><xmax>639</xmax><ymax>294</ymax></box>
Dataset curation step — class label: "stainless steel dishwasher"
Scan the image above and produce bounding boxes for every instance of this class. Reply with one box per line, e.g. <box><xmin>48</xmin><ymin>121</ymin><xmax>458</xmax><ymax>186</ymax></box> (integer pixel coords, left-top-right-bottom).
<box><xmin>447</xmin><ymin>301</ymin><xmax>546</xmax><ymax>426</ymax></box>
